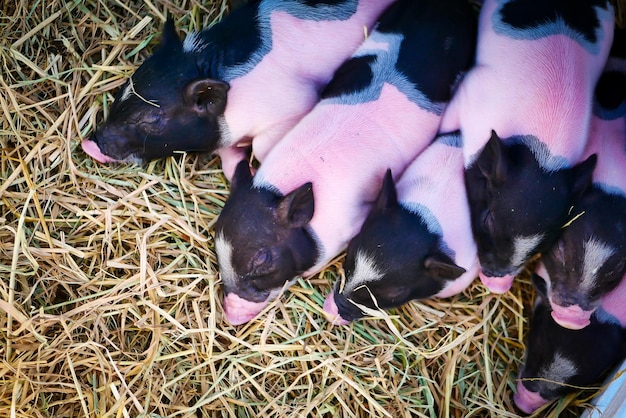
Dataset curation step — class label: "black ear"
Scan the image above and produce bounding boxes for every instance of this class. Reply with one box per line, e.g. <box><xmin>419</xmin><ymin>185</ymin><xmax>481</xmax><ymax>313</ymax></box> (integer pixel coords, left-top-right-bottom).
<box><xmin>423</xmin><ymin>252</ymin><xmax>466</xmax><ymax>280</ymax></box>
<box><xmin>570</xmin><ymin>154</ymin><xmax>597</xmax><ymax>200</ymax></box>
<box><xmin>231</xmin><ymin>160</ymin><xmax>253</xmax><ymax>190</ymax></box>
<box><xmin>159</xmin><ymin>18</ymin><xmax>182</xmax><ymax>51</ymax></box>
<box><xmin>424</xmin><ymin>251</ymin><xmax>466</xmax><ymax>280</ymax></box>
<box><xmin>276</xmin><ymin>183</ymin><xmax>314</xmax><ymax>228</ymax></box>
<box><xmin>478</xmin><ymin>130</ymin><xmax>507</xmax><ymax>184</ymax></box>
<box><xmin>184</xmin><ymin>79</ymin><xmax>230</xmax><ymax>116</ymax></box>
<box><xmin>374</xmin><ymin>169</ymin><xmax>398</xmax><ymax>213</ymax></box>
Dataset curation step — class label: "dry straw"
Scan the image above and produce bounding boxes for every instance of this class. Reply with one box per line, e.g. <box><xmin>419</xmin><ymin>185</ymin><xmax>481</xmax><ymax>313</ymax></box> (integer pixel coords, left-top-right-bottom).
<box><xmin>1</xmin><ymin>1</ymin><xmax>624</xmax><ymax>417</ymax></box>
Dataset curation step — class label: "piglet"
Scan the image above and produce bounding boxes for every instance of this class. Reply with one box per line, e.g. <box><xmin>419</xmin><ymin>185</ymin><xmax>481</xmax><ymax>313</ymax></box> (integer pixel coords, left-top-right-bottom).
<box><xmin>324</xmin><ymin>132</ymin><xmax>479</xmax><ymax>324</ymax></box>
<box><xmin>514</xmin><ymin>277</ymin><xmax>625</xmax><ymax>415</ymax></box>
<box><xmin>440</xmin><ymin>0</ymin><xmax>614</xmax><ymax>293</ymax></box>
<box><xmin>214</xmin><ymin>0</ymin><xmax>477</xmax><ymax>325</ymax></box>
<box><xmin>534</xmin><ymin>30</ymin><xmax>626</xmax><ymax>330</ymax></box>
<box><xmin>83</xmin><ymin>0</ymin><xmax>395</xmax><ymax>179</ymax></box>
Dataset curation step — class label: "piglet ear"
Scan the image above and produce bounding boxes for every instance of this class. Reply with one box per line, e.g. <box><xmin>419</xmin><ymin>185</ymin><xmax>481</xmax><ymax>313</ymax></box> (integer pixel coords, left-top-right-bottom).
<box><xmin>185</xmin><ymin>79</ymin><xmax>230</xmax><ymax>117</ymax></box>
<box><xmin>477</xmin><ymin>130</ymin><xmax>508</xmax><ymax>185</ymax></box>
<box><xmin>231</xmin><ymin>160</ymin><xmax>253</xmax><ymax>190</ymax></box>
<box><xmin>276</xmin><ymin>183</ymin><xmax>314</xmax><ymax>228</ymax></box>
<box><xmin>424</xmin><ymin>252</ymin><xmax>466</xmax><ymax>280</ymax></box>
<box><xmin>159</xmin><ymin>18</ymin><xmax>182</xmax><ymax>51</ymax></box>
<box><xmin>570</xmin><ymin>153</ymin><xmax>597</xmax><ymax>200</ymax></box>
<box><xmin>374</xmin><ymin>169</ymin><xmax>398</xmax><ymax>213</ymax></box>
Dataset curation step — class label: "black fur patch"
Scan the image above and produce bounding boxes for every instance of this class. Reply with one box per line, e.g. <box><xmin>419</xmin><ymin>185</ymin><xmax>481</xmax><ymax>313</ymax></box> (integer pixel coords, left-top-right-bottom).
<box><xmin>320</xmin><ymin>55</ymin><xmax>376</xmax><ymax>99</ymax></box>
<box><xmin>499</xmin><ymin>0</ymin><xmax>609</xmax><ymax>44</ymax></box>
<box><xmin>376</xmin><ymin>0</ymin><xmax>477</xmax><ymax>104</ymax></box>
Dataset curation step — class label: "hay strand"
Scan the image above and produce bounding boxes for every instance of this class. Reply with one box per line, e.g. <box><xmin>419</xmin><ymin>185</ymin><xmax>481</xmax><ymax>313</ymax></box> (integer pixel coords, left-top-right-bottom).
<box><xmin>2</xmin><ymin>1</ymin><xmax>625</xmax><ymax>417</ymax></box>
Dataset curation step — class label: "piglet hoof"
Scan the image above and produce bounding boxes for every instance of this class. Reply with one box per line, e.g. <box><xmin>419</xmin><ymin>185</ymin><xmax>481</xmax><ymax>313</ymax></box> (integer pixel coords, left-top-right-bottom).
<box><xmin>478</xmin><ymin>271</ymin><xmax>515</xmax><ymax>294</ymax></box>
<box><xmin>222</xmin><ymin>293</ymin><xmax>268</xmax><ymax>325</ymax></box>
<box><xmin>323</xmin><ymin>292</ymin><xmax>350</xmax><ymax>325</ymax></box>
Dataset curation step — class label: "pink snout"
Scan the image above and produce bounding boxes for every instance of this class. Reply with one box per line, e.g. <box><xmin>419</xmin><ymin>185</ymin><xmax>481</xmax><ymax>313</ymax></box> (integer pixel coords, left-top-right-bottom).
<box><xmin>222</xmin><ymin>293</ymin><xmax>268</xmax><ymax>325</ymax></box>
<box><xmin>478</xmin><ymin>271</ymin><xmax>515</xmax><ymax>294</ymax></box>
<box><xmin>323</xmin><ymin>292</ymin><xmax>350</xmax><ymax>325</ymax></box>
<box><xmin>514</xmin><ymin>381</ymin><xmax>549</xmax><ymax>414</ymax></box>
<box><xmin>81</xmin><ymin>139</ymin><xmax>119</xmax><ymax>163</ymax></box>
<box><xmin>550</xmin><ymin>302</ymin><xmax>594</xmax><ymax>330</ymax></box>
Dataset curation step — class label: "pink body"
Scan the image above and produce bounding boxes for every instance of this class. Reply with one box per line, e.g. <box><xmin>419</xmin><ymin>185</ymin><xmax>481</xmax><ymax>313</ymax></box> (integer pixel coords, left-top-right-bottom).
<box><xmin>441</xmin><ymin>0</ymin><xmax>613</xmax><ymax>168</ymax></box>
<box><xmin>254</xmin><ymin>83</ymin><xmax>439</xmax><ymax>275</ymax></box>
<box><xmin>440</xmin><ymin>0</ymin><xmax>614</xmax><ymax>293</ymax></box>
<box><xmin>217</xmin><ymin>0</ymin><xmax>395</xmax><ymax>179</ymax></box>
<box><xmin>394</xmin><ymin>138</ymin><xmax>480</xmax><ymax>298</ymax></box>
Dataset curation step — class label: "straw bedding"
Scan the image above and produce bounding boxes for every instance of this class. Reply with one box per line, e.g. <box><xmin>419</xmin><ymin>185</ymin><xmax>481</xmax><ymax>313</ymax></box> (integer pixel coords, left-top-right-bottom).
<box><xmin>1</xmin><ymin>1</ymin><xmax>625</xmax><ymax>417</ymax></box>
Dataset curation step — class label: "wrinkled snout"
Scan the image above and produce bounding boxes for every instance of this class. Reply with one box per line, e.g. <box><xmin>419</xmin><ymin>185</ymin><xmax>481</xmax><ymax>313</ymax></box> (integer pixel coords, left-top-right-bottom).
<box><xmin>81</xmin><ymin>138</ymin><xmax>119</xmax><ymax>163</ymax></box>
<box><xmin>323</xmin><ymin>292</ymin><xmax>350</xmax><ymax>325</ymax></box>
<box><xmin>222</xmin><ymin>292</ymin><xmax>268</xmax><ymax>325</ymax></box>
<box><xmin>549</xmin><ymin>302</ymin><xmax>594</xmax><ymax>330</ymax></box>
<box><xmin>478</xmin><ymin>270</ymin><xmax>515</xmax><ymax>294</ymax></box>
<box><xmin>514</xmin><ymin>381</ymin><xmax>549</xmax><ymax>415</ymax></box>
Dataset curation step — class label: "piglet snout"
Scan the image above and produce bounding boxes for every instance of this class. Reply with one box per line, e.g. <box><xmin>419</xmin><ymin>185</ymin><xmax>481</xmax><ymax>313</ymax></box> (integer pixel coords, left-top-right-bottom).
<box><xmin>549</xmin><ymin>303</ymin><xmax>593</xmax><ymax>330</ymax></box>
<box><xmin>81</xmin><ymin>139</ymin><xmax>118</xmax><ymax>164</ymax></box>
<box><xmin>222</xmin><ymin>293</ymin><xmax>268</xmax><ymax>325</ymax></box>
<box><xmin>514</xmin><ymin>381</ymin><xmax>549</xmax><ymax>414</ymax></box>
<box><xmin>323</xmin><ymin>292</ymin><xmax>350</xmax><ymax>325</ymax></box>
<box><xmin>478</xmin><ymin>271</ymin><xmax>515</xmax><ymax>294</ymax></box>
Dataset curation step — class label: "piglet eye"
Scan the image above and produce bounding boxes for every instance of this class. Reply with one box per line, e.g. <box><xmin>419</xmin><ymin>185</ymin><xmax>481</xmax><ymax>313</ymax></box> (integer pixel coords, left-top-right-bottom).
<box><xmin>386</xmin><ymin>286</ymin><xmax>407</xmax><ymax>301</ymax></box>
<box><xmin>250</xmin><ymin>248</ymin><xmax>274</xmax><ymax>275</ymax></box>
<box><xmin>481</xmin><ymin>210</ymin><xmax>494</xmax><ymax>232</ymax></box>
<box><xmin>142</xmin><ymin>112</ymin><xmax>162</xmax><ymax>125</ymax></box>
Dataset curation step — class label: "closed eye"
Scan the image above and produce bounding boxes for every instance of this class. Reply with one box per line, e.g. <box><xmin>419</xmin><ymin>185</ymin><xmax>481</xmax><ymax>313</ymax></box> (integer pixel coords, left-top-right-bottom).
<box><xmin>481</xmin><ymin>209</ymin><xmax>495</xmax><ymax>233</ymax></box>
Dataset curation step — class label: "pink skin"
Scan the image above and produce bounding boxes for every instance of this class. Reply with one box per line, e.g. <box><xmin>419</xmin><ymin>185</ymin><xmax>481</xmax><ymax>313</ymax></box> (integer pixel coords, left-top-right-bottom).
<box><xmin>254</xmin><ymin>83</ymin><xmax>441</xmax><ymax>277</ymax></box>
<box><xmin>549</xmin><ymin>302</ymin><xmax>594</xmax><ymax>330</ymax></box>
<box><xmin>397</xmin><ymin>138</ymin><xmax>480</xmax><ymax>300</ymax></box>
<box><xmin>440</xmin><ymin>0</ymin><xmax>614</xmax><ymax>169</ymax></box>
<box><xmin>219</xmin><ymin>0</ymin><xmax>395</xmax><ymax>179</ymax></box>
<box><xmin>514</xmin><ymin>381</ymin><xmax>549</xmax><ymax>414</ymax></box>
<box><xmin>81</xmin><ymin>139</ymin><xmax>119</xmax><ymax>164</ymax></box>
<box><xmin>600</xmin><ymin>271</ymin><xmax>626</xmax><ymax>328</ymax></box>
<box><xmin>323</xmin><ymin>292</ymin><xmax>350</xmax><ymax>325</ymax></box>
<box><xmin>222</xmin><ymin>293</ymin><xmax>269</xmax><ymax>325</ymax></box>
<box><xmin>478</xmin><ymin>271</ymin><xmax>515</xmax><ymax>294</ymax></box>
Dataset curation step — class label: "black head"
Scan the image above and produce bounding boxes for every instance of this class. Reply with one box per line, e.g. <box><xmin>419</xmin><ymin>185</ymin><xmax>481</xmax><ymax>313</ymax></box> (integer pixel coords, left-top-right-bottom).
<box><xmin>465</xmin><ymin>130</ymin><xmax>596</xmax><ymax>277</ymax></box>
<box><xmin>542</xmin><ymin>189</ymin><xmax>626</xmax><ymax>312</ymax></box>
<box><xmin>87</xmin><ymin>20</ymin><xmax>229</xmax><ymax>163</ymax></box>
<box><xmin>517</xmin><ymin>295</ymin><xmax>624</xmax><ymax>407</ymax></box>
<box><xmin>214</xmin><ymin>161</ymin><xmax>319</xmax><ymax>303</ymax></box>
<box><xmin>334</xmin><ymin>170</ymin><xmax>466</xmax><ymax>321</ymax></box>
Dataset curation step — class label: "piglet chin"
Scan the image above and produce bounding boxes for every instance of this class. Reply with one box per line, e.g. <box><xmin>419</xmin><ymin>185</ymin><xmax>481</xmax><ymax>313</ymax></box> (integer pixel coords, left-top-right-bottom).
<box><xmin>550</xmin><ymin>303</ymin><xmax>593</xmax><ymax>330</ymax></box>
<box><xmin>478</xmin><ymin>271</ymin><xmax>515</xmax><ymax>294</ymax></box>
<box><xmin>222</xmin><ymin>293</ymin><xmax>268</xmax><ymax>325</ymax></box>
<box><xmin>81</xmin><ymin>139</ymin><xmax>119</xmax><ymax>164</ymax></box>
<box><xmin>514</xmin><ymin>381</ymin><xmax>549</xmax><ymax>415</ymax></box>
<box><xmin>323</xmin><ymin>292</ymin><xmax>350</xmax><ymax>325</ymax></box>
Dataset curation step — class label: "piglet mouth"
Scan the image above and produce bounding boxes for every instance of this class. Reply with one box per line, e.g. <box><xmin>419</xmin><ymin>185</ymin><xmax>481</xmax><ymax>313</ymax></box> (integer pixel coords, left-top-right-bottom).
<box><xmin>323</xmin><ymin>292</ymin><xmax>350</xmax><ymax>325</ymax></box>
<box><xmin>549</xmin><ymin>302</ymin><xmax>594</xmax><ymax>330</ymax></box>
<box><xmin>81</xmin><ymin>138</ymin><xmax>120</xmax><ymax>164</ymax></box>
<box><xmin>222</xmin><ymin>292</ymin><xmax>269</xmax><ymax>325</ymax></box>
<box><xmin>478</xmin><ymin>270</ymin><xmax>515</xmax><ymax>294</ymax></box>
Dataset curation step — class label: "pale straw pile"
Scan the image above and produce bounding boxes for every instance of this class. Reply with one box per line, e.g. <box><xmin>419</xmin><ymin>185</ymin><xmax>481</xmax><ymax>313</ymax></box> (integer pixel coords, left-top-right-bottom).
<box><xmin>1</xmin><ymin>1</ymin><xmax>625</xmax><ymax>417</ymax></box>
